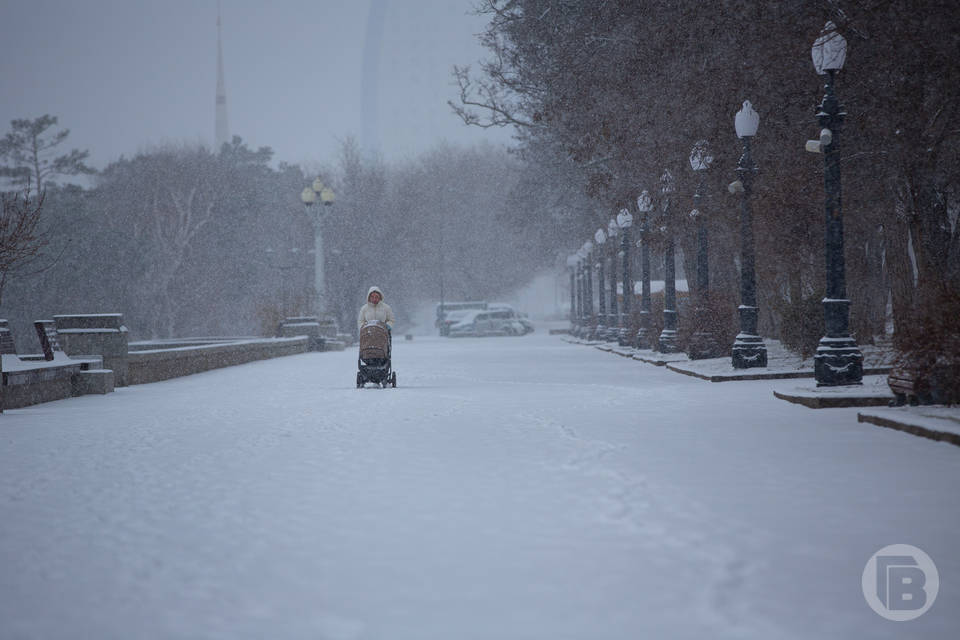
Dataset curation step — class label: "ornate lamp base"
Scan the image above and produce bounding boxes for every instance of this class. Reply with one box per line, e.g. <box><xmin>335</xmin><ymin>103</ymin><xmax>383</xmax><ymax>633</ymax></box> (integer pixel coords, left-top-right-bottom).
<box><xmin>659</xmin><ymin>309</ymin><xmax>679</xmax><ymax>353</ymax></box>
<box><xmin>635</xmin><ymin>311</ymin><xmax>651</xmax><ymax>350</ymax></box>
<box><xmin>658</xmin><ymin>329</ymin><xmax>679</xmax><ymax>353</ymax></box>
<box><xmin>732</xmin><ymin>334</ymin><xmax>767</xmax><ymax>368</ymax></box>
<box><xmin>814</xmin><ymin>337</ymin><xmax>863</xmax><ymax>386</ymax></box>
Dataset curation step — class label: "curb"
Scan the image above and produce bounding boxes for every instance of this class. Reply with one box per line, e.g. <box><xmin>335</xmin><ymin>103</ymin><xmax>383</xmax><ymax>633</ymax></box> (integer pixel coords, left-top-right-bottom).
<box><xmin>772</xmin><ymin>389</ymin><xmax>894</xmax><ymax>409</ymax></box>
<box><xmin>857</xmin><ymin>411</ymin><xmax>960</xmax><ymax>447</ymax></box>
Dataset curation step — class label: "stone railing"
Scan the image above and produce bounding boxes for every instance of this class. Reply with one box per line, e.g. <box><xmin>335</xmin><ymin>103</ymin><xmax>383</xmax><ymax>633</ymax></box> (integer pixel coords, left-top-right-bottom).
<box><xmin>126</xmin><ymin>336</ymin><xmax>309</xmax><ymax>385</ymax></box>
<box><xmin>2</xmin><ymin>312</ymin><xmax>317</xmax><ymax>410</ymax></box>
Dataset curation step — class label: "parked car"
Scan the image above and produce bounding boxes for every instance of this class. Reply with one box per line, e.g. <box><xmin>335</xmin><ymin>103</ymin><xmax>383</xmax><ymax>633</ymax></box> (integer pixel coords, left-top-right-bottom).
<box><xmin>449</xmin><ymin>309</ymin><xmax>527</xmax><ymax>337</ymax></box>
<box><xmin>436</xmin><ymin>301</ymin><xmax>488</xmax><ymax>336</ymax></box>
<box><xmin>516</xmin><ymin>313</ymin><xmax>535</xmax><ymax>334</ymax></box>
<box><xmin>437</xmin><ymin>309</ymin><xmax>474</xmax><ymax>336</ymax></box>
<box><xmin>487</xmin><ymin>304</ymin><xmax>534</xmax><ymax>334</ymax></box>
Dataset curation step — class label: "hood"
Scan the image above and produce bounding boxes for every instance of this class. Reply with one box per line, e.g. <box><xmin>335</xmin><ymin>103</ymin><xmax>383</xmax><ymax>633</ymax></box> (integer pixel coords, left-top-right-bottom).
<box><xmin>367</xmin><ymin>286</ymin><xmax>384</xmax><ymax>300</ymax></box>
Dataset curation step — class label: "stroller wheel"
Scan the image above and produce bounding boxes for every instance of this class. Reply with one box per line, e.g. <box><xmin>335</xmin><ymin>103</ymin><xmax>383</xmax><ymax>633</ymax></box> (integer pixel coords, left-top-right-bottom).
<box><xmin>356</xmin><ymin>372</ymin><xmax>363</xmax><ymax>388</ymax></box>
<box><xmin>391</xmin><ymin>372</ymin><xmax>398</xmax><ymax>388</ymax></box>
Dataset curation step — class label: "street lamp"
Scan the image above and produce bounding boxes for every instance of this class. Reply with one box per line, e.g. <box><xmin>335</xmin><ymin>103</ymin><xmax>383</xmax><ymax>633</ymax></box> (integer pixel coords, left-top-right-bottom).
<box><xmin>606</xmin><ymin>217</ymin><xmax>620</xmax><ymax>341</ymax></box>
<box><xmin>300</xmin><ymin>177</ymin><xmax>336</xmax><ymax>331</ymax></box>
<box><xmin>635</xmin><ymin>190</ymin><xmax>654</xmax><ymax>349</ymax></box>
<box><xmin>730</xmin><ymin>101</ymin><xmax>768</xmax><ymax>368</ymax></box>
<box><xmin>594</xmin><ymin>228</ymin><xmax>608</xmax><ymax>340</ymax></box>
<box><xmin>583</xmin><ymin>240</ymin><xmax>595</xmax><ymax>339</ymax></box>
<box><xmin>616</xmin><ymin>207</ymin><xmax>634</xmax><ymax>346</ymax></box>
<box><xmin>808</xmin><ymin>22</ymin><xmax>862</xmax><ymax>385</ymax></box>
<box><xmin>575</xmin><ymin>246</ymin><xmax>587</xmax><ymax>337</ymax></box>
<box><xmin>581</xmin><ymin>240</ymin><xmax>595</xmax><ymax>339</ymax></box>
<box><xmin>658</xmin><ymin>169</ymin><xmax>679</xmax><ymax>353</ymax></box>
<box><xmin>566</xmin><ymin>254</ymin><xmax>578</xmax><ymax>333</ymax></box>
<box><xmin>687</xmin><ymin>140</ymin><xmax>722</xmax><ymax>359</ymax></box>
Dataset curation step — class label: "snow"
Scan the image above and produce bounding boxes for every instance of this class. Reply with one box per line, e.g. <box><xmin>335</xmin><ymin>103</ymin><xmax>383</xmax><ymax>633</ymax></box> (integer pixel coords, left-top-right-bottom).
<box><xmin>859</xmin><ymin>405</ymin><xmax>960</xmax><ymax>440</ymax></box>
<box><xmin>777</xmin><ymin>374</ymin><xmax>893</xmax><ymax>399</ymax></box>
<box><xmin>1</xmin><ymin>353</ymin><xmax>80</xmax><ymax>373</ymax></box>
<box><xmin>1</xmin><ymin>334</ymin><xmax>958</xmax><ymax>639</ymax></box>
<box><xmin>667</xmin><ymin>339</ymin><xmax>894</xmax><ymax>381</ymax></box>
<box><xmin>128</xmin><ymin>336</ymin><xmax>304</xmax><ymax>356</ymax></box>
<box><xmin>56</xmin><ymin>328</ymin><xmax>123</xmax><ymax>334</ymax></box>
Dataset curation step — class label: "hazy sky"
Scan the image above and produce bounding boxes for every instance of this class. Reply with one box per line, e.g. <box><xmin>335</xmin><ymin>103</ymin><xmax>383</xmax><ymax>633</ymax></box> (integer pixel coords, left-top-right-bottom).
<box><xmin>0</xmin><ymin>0</ymin><xmax>512</xmax><ymax>172</ymax></box>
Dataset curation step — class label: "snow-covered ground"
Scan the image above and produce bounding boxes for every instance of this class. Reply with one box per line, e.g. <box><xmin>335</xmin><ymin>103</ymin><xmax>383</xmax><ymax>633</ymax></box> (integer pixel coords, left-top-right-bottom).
<box><xmin>1</xmin><ymin>332</ymin><xmax>957</xmax><ymax>639</ymax></box>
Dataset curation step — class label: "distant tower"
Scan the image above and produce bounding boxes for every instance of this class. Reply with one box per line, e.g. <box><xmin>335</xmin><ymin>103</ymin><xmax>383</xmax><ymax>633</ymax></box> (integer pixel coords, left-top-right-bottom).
<box><xmin>215</xmin><ymin>1</ymin><xmax>230</xmax><ymax>150</ymax></box>
<box><xmin>361</xmin><ymin>0</ymin><xmax>386</xmax><ymax>155</ymax></box>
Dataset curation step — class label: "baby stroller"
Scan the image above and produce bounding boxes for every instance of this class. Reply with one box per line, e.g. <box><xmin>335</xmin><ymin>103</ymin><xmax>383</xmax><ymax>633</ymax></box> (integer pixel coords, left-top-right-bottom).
<box><xmin>356</xmin><ymin>321</ymin><xmax>397</xmax><ymax>388</ymax></box>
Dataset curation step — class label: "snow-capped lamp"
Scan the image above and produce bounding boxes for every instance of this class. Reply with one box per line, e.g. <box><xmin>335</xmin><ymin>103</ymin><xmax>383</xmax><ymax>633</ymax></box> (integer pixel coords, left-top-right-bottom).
<box><xmin>304</xmin><ymin>178</ymin><xmax>336</xmax><ymax>207</ymax></box>
<box><xmin>730</xmin><ymin>98</ymin><xmax>767</xmax><ymax>368</ymax></box>
<box><xmin>616</xmin><ymin>208</ymin><xmax>633</xmax><ymax>229</ymax></box>
<box><xmin>730</xmin><ymin>102</ymin><xmax>758</xmax><ymax>193</ymax></box>
<box><xmin>689</xmin><ymin>139</ymin><xmax>713</xmax><ymax>172</ymax></box>
<box><xmin>594</xmin><ymin>228</ymin><xmax>607</xmax><ymax>245</ymax></box>
<box><xmin>582</xmin><ymin>240</ymin><xmax>594</xmax><ymax>255</ymax></box>
<box><xmin>734</xmin><ymin>101</ymin><xmax>759</xmax><ymax>138</ymax></box>
<box><xmin>566</xmin><ymin>254</ymin><xmax>578</xmax><ymax>268</ymax></box>
<box><xmin>607</xmin><ymin>217</ymin><xmax>618</xmax><ymax>238</ymax></box>
<box><xmin>806</xmin><ymin>23</ymin><xmax>845</xmax><ymax>154</ymax></box>
<box><xmin>636</xmin><ymin>190</ymin><xmax>653</xmax><ymax>214</ymax></box>
<box><xmin>809</xmin><ymin>21</ymin><xmax>863</xmax><ymax>386</ymax></box>
<box><xmin>811</xmin><ymin>21</ymin><xmax>846</xmax><ymax>75</ymax></box>
<box><xmin>300</xmin><ymin>186</ymin><xmax>316</xmax><ymax>206</ymax></box>
<box><xmin>659</xmin><ymin>168</ymin><xmax>676</xmax><ymax>195</ymax></box>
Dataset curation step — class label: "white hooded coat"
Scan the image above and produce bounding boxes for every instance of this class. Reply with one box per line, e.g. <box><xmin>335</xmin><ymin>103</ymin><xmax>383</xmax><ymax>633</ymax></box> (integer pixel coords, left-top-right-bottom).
<box><xmin>357</xmin><ymin>286</ymin><xmax>395</xmax><ymax>331</ymax></box>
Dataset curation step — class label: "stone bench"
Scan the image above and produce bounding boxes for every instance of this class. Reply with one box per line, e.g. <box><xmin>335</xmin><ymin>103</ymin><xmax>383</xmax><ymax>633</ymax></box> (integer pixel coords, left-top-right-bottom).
<box><xmin>0</xmin><ymin>319</ymin><xmax>114</xmax><ymax>411</ymax></box>
<box><xmin>54</xmin><ymin>314</ymin><xmax>128</xmax><ymax>386</ymax></box>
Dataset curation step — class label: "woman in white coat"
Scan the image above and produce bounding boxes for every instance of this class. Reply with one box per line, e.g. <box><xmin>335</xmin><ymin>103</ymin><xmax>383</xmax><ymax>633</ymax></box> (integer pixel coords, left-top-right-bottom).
<box><xmin>357</xmin><ymin>286</ymin><xmax>395</xmax><ymax>332</ymax></box>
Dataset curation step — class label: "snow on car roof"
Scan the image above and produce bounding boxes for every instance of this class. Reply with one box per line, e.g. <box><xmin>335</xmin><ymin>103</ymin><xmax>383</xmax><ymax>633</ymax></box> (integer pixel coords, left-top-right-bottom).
<box><xmin>444</xmin><ymin>309</ymin><xmax>473</xmax><ymax>321</ymax></box>
<box><xmin>451</xmin><ymin>309</ymin><xmax>487</xmax><ymax>324</ymax></box>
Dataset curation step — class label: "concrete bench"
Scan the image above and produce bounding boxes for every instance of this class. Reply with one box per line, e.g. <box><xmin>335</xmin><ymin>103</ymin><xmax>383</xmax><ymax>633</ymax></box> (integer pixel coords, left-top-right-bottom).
<box><xmin>35</xmin><ymin>320</ymin><xmax>114</xmax><ymax>395</ymax></box>
<box><xmin>0</xmin><ymin>319</ymin><xmax>114</xmax><ymax>411</ymax></box>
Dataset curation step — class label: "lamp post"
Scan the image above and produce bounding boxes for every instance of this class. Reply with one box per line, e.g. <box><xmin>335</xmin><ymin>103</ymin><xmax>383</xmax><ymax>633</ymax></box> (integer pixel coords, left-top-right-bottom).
<box><xmin>581</xmin><ymin>240</ymin><xmax>595</xmax><ymax>339</ymax></box>
<box><xmin>606</xmin><ymin>217</ymin><xmax>620</xmax><ymax>341</ymax></box>
<box><xmin>809</xmin><ymin>22</ymin><xmax>863</xmax><ymax>386</ymax></box>
<box><xmin>575</xmin><ymin>248</ymin><xmax>586</xmax><ymax>337</ymax></box>
<box><xmin>730</xmin><ymin>101</ymin><xmax>768</xmax><ymax>368</ymax></box>
<box><xmin>658</xmin><ymin>170</ymin><xmax>679</xmax><ymax>353</ymax></box>
<box><xmin>300</xmin><ymin>177</ymin><xmax>336</xmax><ymax>328</ymax></box>
<box><xmin>687</xmin><ymin>140</ymin><xmax>722</xmax><ymax>359</ymax></box>
<box><xmin>594</xmin><ymin>228</ymin><xmax>608</xmax><ymax>340</ymax></box>
<box><xmin>616</xmin><ymin>208</ymin><xmax>634</xmax><ymax>346</ymax></box>
<box><xmin>567</xmin><ymin>254</ymin><xmax>578</xmax><ymax>332</ymax></box>
<box><xmin>635</xmin><ymin>190</ymin><xmax>654</xmax><ymax>350</ymax></box>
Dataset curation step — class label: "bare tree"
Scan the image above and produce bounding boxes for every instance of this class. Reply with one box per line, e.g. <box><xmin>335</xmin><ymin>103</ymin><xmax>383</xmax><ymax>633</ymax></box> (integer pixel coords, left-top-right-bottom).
<box><xmin>0</xmin><ymin>186</ymin><xmax>45</xmax><ymax>306</ymax></box>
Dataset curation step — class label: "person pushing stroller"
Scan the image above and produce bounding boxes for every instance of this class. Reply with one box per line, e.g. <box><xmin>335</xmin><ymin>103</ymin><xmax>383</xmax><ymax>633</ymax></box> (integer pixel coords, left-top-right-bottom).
<box><xmin>356</xmin><ymin>286</ymin><xmax>398</xmax><ymax>388</ymax></box>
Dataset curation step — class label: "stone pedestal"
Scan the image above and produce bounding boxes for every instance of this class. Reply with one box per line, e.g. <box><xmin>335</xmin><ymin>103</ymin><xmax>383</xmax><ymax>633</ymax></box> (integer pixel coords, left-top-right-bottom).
<box><xmin>277</xmin><ymin>316</ymin><xmax>326</xmax><ymax>351</ymax></box>
<box><xmin>54</xmin><ymin>314</ymin><xmax>129</xmax><ymax>386</ymax></box>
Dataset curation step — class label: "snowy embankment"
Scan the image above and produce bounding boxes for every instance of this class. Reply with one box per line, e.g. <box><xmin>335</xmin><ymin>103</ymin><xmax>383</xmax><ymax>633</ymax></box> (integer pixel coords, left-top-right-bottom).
<box><xmin>1</xmin><ymin>333</ymin><xmax>957</xmax><ymax>639</ymax></box>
